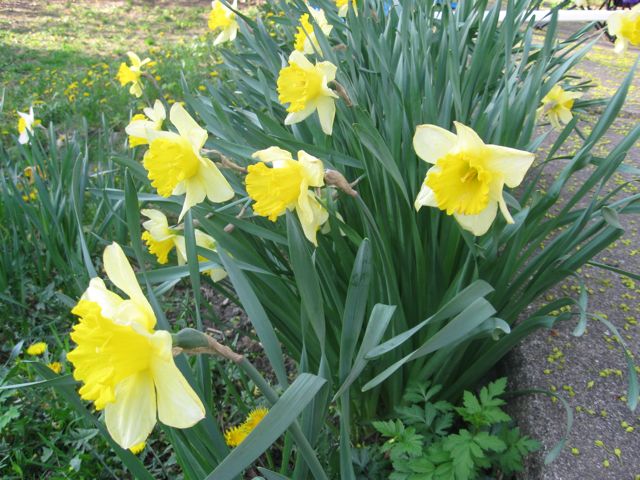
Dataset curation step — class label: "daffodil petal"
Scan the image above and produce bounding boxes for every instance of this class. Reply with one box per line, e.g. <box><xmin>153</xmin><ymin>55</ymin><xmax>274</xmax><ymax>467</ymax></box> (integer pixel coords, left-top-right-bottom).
<box><xmin>103</xmin><ymin>243</ymin><xmax>154</xmax><ymax>324</ymax></box>
<box><xmin>288</xmin><ymin>50</ymin><xmax>314</xmax><ymax>70</ymax></box>
<box><xmin>252</xmin><ymin>146</ymin><xmax>293</xmax><ymax>165</ymax></box>
<box><xmin>178</xmin><ymin>177</ymin><xmax>207</xmax><ymax>221</ymax></box>
<box><xmin>414</xmin><ymin>181</ymin><xmax>438</xmax><ymax>211</ymax></box>
<box><xmin>453</xmin><ymin>122</ymin><xmax>485</xmax><ymax>152</ymax></box>
<box><xmin>316</xmin><ymin>61</ymin><xmax>337</xmax><ymax>83</ymax></box>
<box><xmin>497</xmin><ymin>194</ymin><xmax>514</xmax><ymax>224</ymax></box>
<box><xmin>81</xmin><ymin>277</ymin><xmax>123</xmax><ymax>319</ymax></box>
<box><xmin>558</xmin><ymin>108</ymin><xmax>573</xmax><ymax>125</ymax></box>
<box><xmin>453</xmin><ymin>200</ymin><xmax>499</xmax><ymax>236</ymax></box>
<box><xmin>296</xmin><ymin>192</ymin><xmax>328</xmax><ymax>246</ymax></box>
<box><xmin>199</xmin><ymin>158</ymin><xmax>234</xmax><ymax>203</ymax></box>
<box><xmin>413</xmin><ymin>124</ymin><xmax>456</xmax><ymax>164</ymax></box>
<box><xmin>151</xmin><ymin>331</ymin><xmax>205</xmax><ymax>428</ymax></box>
<box><xmin>298</xmin><ymin>150</ymin><xmax>325</xmax><ymax>187</ymax></box>
<box><xmin>316</xmin><ymin>96</ymin><xmax>336</xmax><ymax>135</ymax></box>
<box><xmin>284</xmin><ymin>103</ymin><xmax>317</xmax><ymax>125</ymax></box>
<box><xmin>485</xmin><ymin>145</ymin><xmax>535</xmax><ymax>188</ymax></box>
<box><xmin>104</xmin><ymin>371</ymin><xmax>157</xmax><ymax>449</ymax></box>
<box><xmin>170</xmin><ymin>103</ymin><xmax>208</xmax><ymax>150</ymax></box>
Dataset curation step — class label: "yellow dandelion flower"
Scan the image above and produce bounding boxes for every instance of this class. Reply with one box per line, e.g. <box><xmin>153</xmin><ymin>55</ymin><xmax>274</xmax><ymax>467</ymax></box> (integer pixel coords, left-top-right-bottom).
<box><xmin>47</xmin><ymin>362</ymin><xmax>63</xmax><ymax>374</ymax></box>
<box><xmin>125</xmin><ymin>100</ymin><xmax>166</xmax><ymax>148</ymax></box>
<box><xmin>67</xmin><ymin>243</ymin><xmax>205</xmax><ymax>449</ymax></box>
<box><xmin>277</xmin><ymin>51</ymin><xmax>338</xmax><ymax>135</ymax></box>
<box><xmin>116</xmin><ymin>52</ymin><xmax>151</xmax><ymax>98</ymax></box>
<box><xmin>208</xmin><ymin>0</ymin><xmax>239</xmax><ymax>46</ymax></box>
<box><xmin>537</xmin><ymin>84</ymin><xmax>582</xmax><ymax>130</ymax></box>
<box><xmin>608</xmin><ymin>5</ymin><xmax>640</xmax><ymax>54</ymax></box>
<box><xmin>224</xmin><ymin>424</ymin><xmax>248</xmax><ymax>447</ymax></box>
<box><xmin>246</xmin><ymin>147</ymin><xmax>328</xmax><ymax>245</ymax></box>
<box><xmin>243</xmin><ymin>407</ymin><xmax>268</xmax><ymax>431</ymax></box>
<box><xmin>414</xmin><ymin>122</ymin><xmax>534</xmax><ymax>236</ymax></box>
<box><xmin>142</xmin><ymin>103</ymin><xmax>234</xmax><ymax>220</ymax></box>
<box><xmin>26</xmin><ymin>342</ymin><xmax>47</xmax><ymax>356</ymax></box>
<box><xmin>129</xmin><ymin>441</ymin><xmax>146</xmax><ymax>455</ymax></box>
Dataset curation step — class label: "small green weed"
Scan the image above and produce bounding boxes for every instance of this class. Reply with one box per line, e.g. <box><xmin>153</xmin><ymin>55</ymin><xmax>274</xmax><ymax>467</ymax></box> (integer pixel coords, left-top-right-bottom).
<box><xmin>373</xmin><ymin>378</ymin><xmax>540</xmax><ymax>480</ymax></box>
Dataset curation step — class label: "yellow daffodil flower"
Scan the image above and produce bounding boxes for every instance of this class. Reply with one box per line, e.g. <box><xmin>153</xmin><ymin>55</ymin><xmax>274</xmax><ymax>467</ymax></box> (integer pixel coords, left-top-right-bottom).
<box><xmin>224</xmin><ymin>407</ymin><xmax>269</xmax><ymax>447</ymax></box>
<box><xmin>141</xmin><ymin>209</ymin><xmax>227</xmax><ymax>281</ymax></box>
<box><xmin>208</xmin><ymin>0</ymin><xmax>239</xmax><ymax>46</ymax></box>
<box><xmin>142</xmin><ymin>103</ymin><xmax>234</xmax><ymax>220</ymax></box>
<box><xmin>17</xmin><ymin>107</ymin><xmax>40</xmax><ymax>145</ymax></box>
<box><xmin>413</xmin><ymin>122</ymin><xmax>534</xmax><ymax>236</ymax></box>
<box><xmin>608</xmin><ymin>5</ymin><xmax>640</xmax><ymax>54</ymax></box>
<box><xmin>277</xmin><ymin>51</ymin><xmax>338</xmax><ymax>135</ymax></box>
<box><xmin>125</xmin><ymin>100</ymin><xmax>166</xmax><ymax>148</ymax></box>
<box><xmin>67</xmin><ymin>243</ymin><xmax>205</xmax><ymax>449</ymax></box>
<box><xmin>26</xmin><ymin>341</ymin><xmax>47</xmax><ymax>356</ymax></box>
<box><xmin>246</xmin><ymin>147</ymin><xmax>328</xmax><ymax>245</ymax></box>
<box><xmin>174</xmin><ymin>230</ymin><xmax>228</xmax><ymax>282</ymax></box>
<box><xmin>336</xmin><ymin>0</ymin><xmax>357</xmax><ymax>17</ymax></box>
<box><xmin>48</xmin><ymin>362</ymin><xmax>63</xmax><ymax>374</ymax></box>
<box><xmin>537</xmin><ymin>84</ymin><xmax>582</xmax><ymax>130</ymax></box>
<box><xmin>141</xmin><ymin>209</ymin><xmax>179</xmax><ymax>264</ymax></box>
<box><xmin>116</xmin><ymin>52</ymin><xmax>151</xmax><ymax>98</ymax></box>
<box><xmin>294</xmin><ymin>6</ymin><xmax>333</xmax><ymax>54</ymax></box>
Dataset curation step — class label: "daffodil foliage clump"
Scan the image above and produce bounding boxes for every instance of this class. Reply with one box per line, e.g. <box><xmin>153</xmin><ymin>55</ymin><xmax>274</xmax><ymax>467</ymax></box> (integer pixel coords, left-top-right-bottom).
<box><xmin>42</xmin><ymin>0</ymin><xmax>640</xmax><ymax>478</ymax></box>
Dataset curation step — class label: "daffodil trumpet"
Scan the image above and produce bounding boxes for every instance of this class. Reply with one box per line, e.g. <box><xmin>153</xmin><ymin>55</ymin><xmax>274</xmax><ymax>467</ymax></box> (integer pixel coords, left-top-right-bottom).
<box><xmin>245</xmin><ymin>146</ymin><xmax>329</xmax><ymax>245</ymax></box>
<box><xmin>142</xmin><ymin>103</ymin><xmax>234</xmax><ymax>220</ymax></box>
<box><xmin>414</xmin><ymin>122</ymin><xmax>534</xmax><ymax>236</ymax></box>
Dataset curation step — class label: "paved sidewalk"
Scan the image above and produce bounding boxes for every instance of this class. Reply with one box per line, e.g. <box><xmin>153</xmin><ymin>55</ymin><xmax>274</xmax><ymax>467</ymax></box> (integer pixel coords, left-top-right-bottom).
<box><xmin>509</xmin><ymin>32</ymin><xmax>640</xmax><ymax>480</ymax></box>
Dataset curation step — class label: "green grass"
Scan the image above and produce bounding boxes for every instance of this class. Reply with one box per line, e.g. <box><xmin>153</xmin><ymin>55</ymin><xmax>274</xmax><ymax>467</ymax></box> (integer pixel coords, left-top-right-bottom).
<box><xmin>0</xmin><ymin>1</ymin><xmax>218</xmax><ymax>136</ymax></box>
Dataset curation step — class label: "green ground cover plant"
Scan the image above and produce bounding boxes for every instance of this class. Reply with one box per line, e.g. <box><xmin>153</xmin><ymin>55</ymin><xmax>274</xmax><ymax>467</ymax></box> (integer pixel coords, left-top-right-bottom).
<box><xmin>2</xmin><ymin>0</ymin><xmax>640</xmax><ymax>478</ymax></box>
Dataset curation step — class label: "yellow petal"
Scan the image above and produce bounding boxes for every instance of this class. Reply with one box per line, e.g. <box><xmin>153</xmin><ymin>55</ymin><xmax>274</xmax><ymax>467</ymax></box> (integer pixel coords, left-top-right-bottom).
<box><xmin>297</xmin><ymin>150</ymin><xmax>325</xmax><ymax>187</ymax></box>
<box><xmin>199</xmin><ymin>158</ymin><xmax>235</xmax><ymax>203</ymax></box>
<box><xmin>414</xmin><ymin>180</ymin><xmax>438</xmax><ymax>211</ymax></box>
<box><xmin>104</xmin><ymin>372</ymin><xmax>157</xmax><ymax>449</ymax></box>
<box><xmin>179</xmin><ymin>178</ymin><xmax>206</xmax><ymax>221</ymax></box>
<box><xmin>103</xmin><ymin>243</ymin><xmax>155</xmax><ymax>329</ymax></box>
<box><xmin>453</xmin><ymin>200</ymin><xmax>499</xmax><ymax>236</ymax></box>
<box><xmin>413</xmin><ymin>124</ymin><xmax>456</xmax><ymax>164</ymax></box>
<box><xmin>252</xmin><ymin>146</ymin><xmax>293</xmax><ymax>166</ymax></box>
<box><xmin>453</xmin><ymin>122</ymin><xmax>485</xmax><ymax>152</ymax></box>
<box><xmin>296</xmin><ymin>191</ymin><xmax>328</xmax><ymax>245</ymax></box>
<box><xmin>316</xmin><ymin>96</ymin><xmax>336</xmax><ymax>135</ymax></box>
<box><xmin>81</xmin><ymin>277</ymin><xmax>124</xmax><ymax>320</ymax></box>
<box><xmin>484</xmin><ymin>145</ymin><xmax>535</xmax><ymax>188</ymax></box>
<box><xmin>170</xmin><ymin>103</ymin><xmax>208</xmax><ymax>150</ymax></box>
<box><xmin>150</xmin><ymin>331</ymin><xmax>205</xmax><ymax>428</ymax></box>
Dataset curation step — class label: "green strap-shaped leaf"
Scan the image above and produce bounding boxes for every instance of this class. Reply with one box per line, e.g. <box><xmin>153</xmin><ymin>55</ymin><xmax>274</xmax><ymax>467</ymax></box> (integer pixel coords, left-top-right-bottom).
<box><xmin>205</xmin><ymin>374</ymin><xmax>326</xmax><ymax>480</ymax></box>
<box><xmin>218</xmin><ymin>249</ymin><xmax>289</xmax><ymax>387</ymax></box>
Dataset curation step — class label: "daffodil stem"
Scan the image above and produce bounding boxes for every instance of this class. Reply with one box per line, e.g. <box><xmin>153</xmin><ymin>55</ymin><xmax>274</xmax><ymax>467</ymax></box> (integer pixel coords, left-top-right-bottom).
<box><xmin>172</xmin><ymin>328</ymin><xmax>243</xmax><ymax>362</ymax></box>
<box><xmin>203</xmin><ymin>149</ymin><xmax>248</xmax><ymax>174</ymax></box>
<box><xmin>239</xmin><ymin>358</ymin><xmax>329</xmax><ymax>480</ymax></box>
